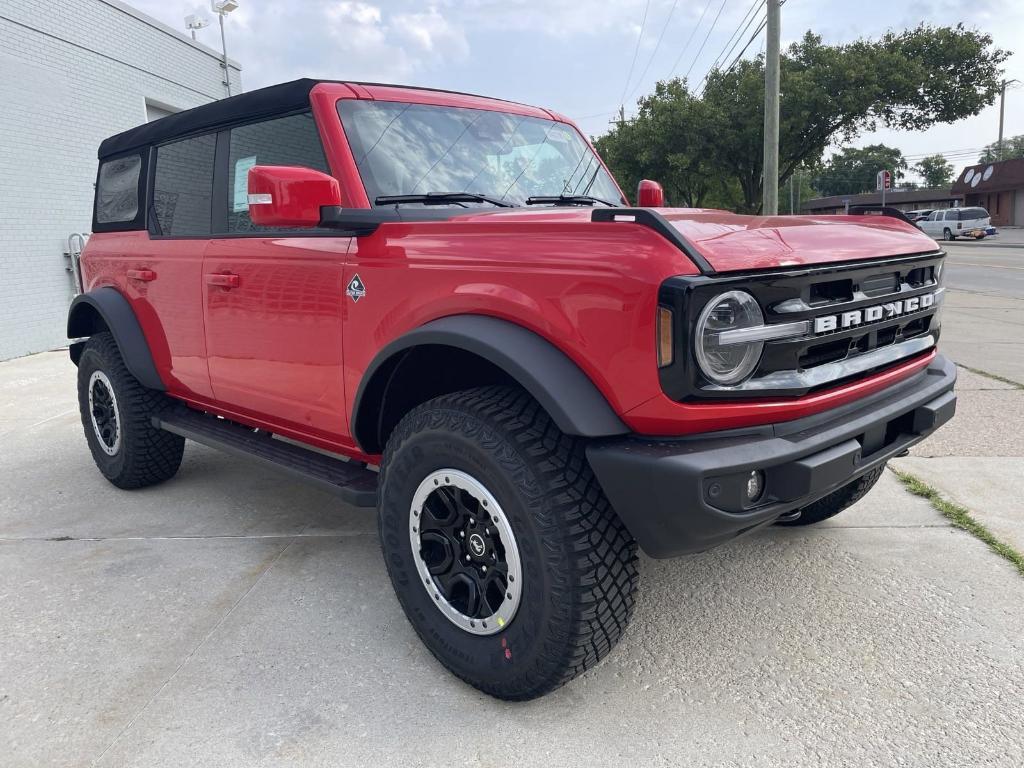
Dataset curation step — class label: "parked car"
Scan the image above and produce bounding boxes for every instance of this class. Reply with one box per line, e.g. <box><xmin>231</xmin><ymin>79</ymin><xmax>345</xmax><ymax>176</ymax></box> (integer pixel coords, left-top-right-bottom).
<box><xmin>905</xmin><ymin>208</ymin><xmax>934</xmax><ymax>223</ymax></box>
<box><xmin>918</xmin><ymin>206</ymin><xmax>991</xmax><ymax>240</ymax></box>
<box><xmin>68</xmin><ymin>79</ymin><xmax>956</xmax><ymax>700</ymax></box>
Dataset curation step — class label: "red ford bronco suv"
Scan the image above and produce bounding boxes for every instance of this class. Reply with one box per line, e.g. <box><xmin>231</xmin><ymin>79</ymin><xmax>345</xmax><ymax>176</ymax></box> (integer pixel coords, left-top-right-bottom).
<box><xmin>69</xmin><ymin>79</ymin><xmax>956</xmax><ymax>700</ymax></box>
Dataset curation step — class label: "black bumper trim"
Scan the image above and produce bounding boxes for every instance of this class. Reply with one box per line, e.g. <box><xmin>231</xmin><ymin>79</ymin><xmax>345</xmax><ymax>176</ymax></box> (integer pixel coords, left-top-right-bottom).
<box><xmin>587</xmin><ymin>354</ymin><xmax>957</xmax><ymax>558</ymax></box>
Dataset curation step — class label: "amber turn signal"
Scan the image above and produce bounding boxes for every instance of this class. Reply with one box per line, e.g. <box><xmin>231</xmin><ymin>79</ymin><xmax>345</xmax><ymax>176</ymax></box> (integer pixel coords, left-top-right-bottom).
<box><xmin>657</xmin><ymin>306</ymin><xmax>674</xmax><ymax>368</ymax></box>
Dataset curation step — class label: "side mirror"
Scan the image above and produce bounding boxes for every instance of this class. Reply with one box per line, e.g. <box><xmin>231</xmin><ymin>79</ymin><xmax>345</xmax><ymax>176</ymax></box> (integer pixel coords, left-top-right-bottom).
<box><xmin>247</xmin><ymin>165</ymin><xmax>342</xmax><ymax>228</ymax></box>
<box><xmin>636</xmin><ymin>179</ymin><xmax>665</xmax><ymax>207</ymax></box>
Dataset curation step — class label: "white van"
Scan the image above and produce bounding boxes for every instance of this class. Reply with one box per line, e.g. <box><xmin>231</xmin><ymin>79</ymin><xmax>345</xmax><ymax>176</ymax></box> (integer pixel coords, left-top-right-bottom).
<box><xmin>918</xmin><ymin>206</ymin><xmax>991</xmax><ymax>240</ymax></box>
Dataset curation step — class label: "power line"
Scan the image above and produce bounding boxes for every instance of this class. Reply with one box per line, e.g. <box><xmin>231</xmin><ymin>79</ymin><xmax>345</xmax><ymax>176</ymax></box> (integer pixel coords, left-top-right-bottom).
<box><xmin>695</xmin><ymin>2</ymin><xmax>765</xmax><ymax>97</ymax></box>
<box><xmin>627</xmin><ymin>0</ymin><xmax>681</xmax><ymax>100</ymax></box>
<box><xmin>683</xmin><ymin>0</ymin><xmax>730</xmax><ymax>82</ymax></box>
<box><xmin>619</xmin><ymin>0</ymin><xmax>652</xmax><ymax>107</ymax></box>
<box><xmin>666</xmin><ymin>1</ymin><xmax>713</xmax><ymax>78</ymax></box>
<box><xmin>704</xmin><ymin>11</ymin><xmax>767</xmax><ymax>91</ymax></box>
<box><xmin>702</xmin><ymin>0</ymin><xmax>763</xmax><ymax>83</ymax></box>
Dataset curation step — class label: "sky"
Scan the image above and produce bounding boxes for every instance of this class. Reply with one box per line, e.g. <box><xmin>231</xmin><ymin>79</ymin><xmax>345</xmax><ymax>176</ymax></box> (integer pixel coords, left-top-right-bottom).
<box><xmin>128</xmin><ymin>0</ymin><xmax>1024</xmax><ymax>184</ymax></box>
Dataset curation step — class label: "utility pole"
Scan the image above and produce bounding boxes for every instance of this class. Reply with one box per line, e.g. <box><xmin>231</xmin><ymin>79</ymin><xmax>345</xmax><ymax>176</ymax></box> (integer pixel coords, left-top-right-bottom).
<box><xmin>789</xmin><ymin>171</ymin><xmax>795</xmax><ymax>214</ymax></box>
<box><xmin>762</xmin><ymin>0</ymin><xmax>781</xmax><ymax>215</ymax></box>
<box><xmin>999</xmin><ymin>78</ymin><xmax>1015</xmax><ymax>161</ymax></box>
<box><xmin>998</xmin><ymin>79</ymin><xmax>1007</xmax><ymax>160</ymax></box>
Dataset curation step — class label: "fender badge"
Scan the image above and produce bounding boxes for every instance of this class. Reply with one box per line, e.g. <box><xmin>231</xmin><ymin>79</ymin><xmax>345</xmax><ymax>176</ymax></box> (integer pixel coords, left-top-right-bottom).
<box><xmin>346</xmin><ymin>274</ymin><xmax>366</xmax><ymax>303</ymax></box>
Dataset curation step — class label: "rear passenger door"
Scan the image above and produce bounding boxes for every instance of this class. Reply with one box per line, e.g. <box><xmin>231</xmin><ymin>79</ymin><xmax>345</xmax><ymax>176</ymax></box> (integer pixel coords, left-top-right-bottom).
<box><xmin>202</xmin><ymin>112</ymin><xmax>354</xmax><ymax>443</ymax></box>
<box><xmin>138</xmin><ymin>134</ymin><xmax>217</xmax><ymax>399</ymax></box>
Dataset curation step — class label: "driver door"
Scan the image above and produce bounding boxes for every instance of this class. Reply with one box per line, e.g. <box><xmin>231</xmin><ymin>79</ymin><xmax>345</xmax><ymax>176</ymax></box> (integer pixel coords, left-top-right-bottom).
<box><xmin>202</xmin><ymin>112</ymin><xmax>352</xmax><ymax>442</ymax></box>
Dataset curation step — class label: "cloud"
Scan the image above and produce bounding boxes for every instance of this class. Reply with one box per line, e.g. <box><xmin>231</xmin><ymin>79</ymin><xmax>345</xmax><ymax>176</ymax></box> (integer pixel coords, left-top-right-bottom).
<box><xmin>322</xmin><ymin>2</ymin><xmax>468</xmax><ymax>80</ymax></box>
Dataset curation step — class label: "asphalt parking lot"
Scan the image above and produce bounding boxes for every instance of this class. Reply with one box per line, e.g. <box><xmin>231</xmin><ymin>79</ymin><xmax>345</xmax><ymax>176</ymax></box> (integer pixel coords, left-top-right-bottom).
<box><xmin>3</xmin><ymin>238</ymin><xmax>1024</xmax><ymax>767</ymax></box>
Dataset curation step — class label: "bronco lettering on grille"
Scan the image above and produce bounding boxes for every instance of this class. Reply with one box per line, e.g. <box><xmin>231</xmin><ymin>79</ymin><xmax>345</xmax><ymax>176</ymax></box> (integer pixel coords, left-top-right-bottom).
<box><xmin>813</xmin><ymin>292</ymin><xmax>936</xmax><ymax>334</ymax></box>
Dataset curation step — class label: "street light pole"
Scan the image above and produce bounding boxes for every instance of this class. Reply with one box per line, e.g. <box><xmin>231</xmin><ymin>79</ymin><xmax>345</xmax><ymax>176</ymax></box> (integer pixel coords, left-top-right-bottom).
<box><xmin>211</xmin><ymin>1</ymin><xmax>239</xmax><ymax>98</ymax></box>
<box><xmin>218</xmin><ymin>11</ymin><xmax>230</xmax><ymax>96</ymax></box>
<box><xmin>762</xmin><ymin>0</ymin><xmax>781</xmax><ymax>215</ymax></box>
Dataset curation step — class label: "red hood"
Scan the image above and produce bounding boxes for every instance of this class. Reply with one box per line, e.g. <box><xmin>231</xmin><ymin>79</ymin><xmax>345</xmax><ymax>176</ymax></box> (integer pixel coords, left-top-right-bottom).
<box><xmin>451</xmin><ymin>207</ymin><xmax>939</xmax><ymax>273</ymax></box>
<box><xmin>655</xmin><ymin>209</ymin><xmax>939</xmax><ymax>272</ymax></box>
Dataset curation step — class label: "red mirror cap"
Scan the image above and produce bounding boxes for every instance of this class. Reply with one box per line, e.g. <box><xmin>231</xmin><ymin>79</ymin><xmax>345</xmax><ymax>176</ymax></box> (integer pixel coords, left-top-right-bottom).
<box><xmin>637</xmin><ymin>179</ymin><xmax>665</xmax><ymax>207</ymax></box>
<box><xmin>247</xmin><ymin>165</ymin><xmax>343</xmax><ymax>228</ymax></box>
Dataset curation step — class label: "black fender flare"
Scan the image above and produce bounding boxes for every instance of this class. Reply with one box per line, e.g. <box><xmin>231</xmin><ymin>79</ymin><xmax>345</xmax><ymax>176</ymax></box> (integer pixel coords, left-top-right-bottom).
<box><xmin>67</xmin><ymin>287</ymin><xmax>165</xmax><ymax>391</ymax></box>
<box><xmin>352</xmin><ymin>315</ymin><xmax>629</xmax><ymax>452</ymax></box>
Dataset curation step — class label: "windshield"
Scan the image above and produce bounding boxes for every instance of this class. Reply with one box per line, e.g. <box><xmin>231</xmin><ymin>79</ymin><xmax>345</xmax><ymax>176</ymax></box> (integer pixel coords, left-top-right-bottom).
<box><xmin>338</xmin><ymin>100</ymin><xmax>625</xmax><ymax>207</ymax></box>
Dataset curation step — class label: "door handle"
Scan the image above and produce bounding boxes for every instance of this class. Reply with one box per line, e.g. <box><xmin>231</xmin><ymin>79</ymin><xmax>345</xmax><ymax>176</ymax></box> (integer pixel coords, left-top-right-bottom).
<box><xmin>206</xmin><ymin>273</ymin><xmax>240</xmax><ymax>289</ymax></box>
<box><xmin>127</xmin><ymin>269</ymin><xmax>157</xmax><ymax>282</ymax></box>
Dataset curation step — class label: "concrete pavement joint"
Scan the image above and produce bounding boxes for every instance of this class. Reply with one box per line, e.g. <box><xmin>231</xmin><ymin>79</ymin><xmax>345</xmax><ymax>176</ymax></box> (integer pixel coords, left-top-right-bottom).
<box><xmin>956</xmin><ymin>364</ymin><xmax>1024</xmax><ymax>390</ymax></box>
<box><xmin>891</xmin><ymin>467</ymin><xmax>1024</xmax><ymax>578</ymax></box>
<box><xmin>0</xmin><ymin>532</ymin><xmax>376</xmax><ymax>543</ymax></box>
<box><xmin>89</xmin><ymin>536</ymin><xmax>300</xmax><ymax>767</ymax></box>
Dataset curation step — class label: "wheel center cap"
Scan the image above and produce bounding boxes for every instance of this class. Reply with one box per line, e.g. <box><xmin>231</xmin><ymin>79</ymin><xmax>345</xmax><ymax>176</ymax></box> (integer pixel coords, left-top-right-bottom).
<box><xmin>468</xmin><ymin>532</ymin><xmax>486</xmax><ymax>558</ymax></box>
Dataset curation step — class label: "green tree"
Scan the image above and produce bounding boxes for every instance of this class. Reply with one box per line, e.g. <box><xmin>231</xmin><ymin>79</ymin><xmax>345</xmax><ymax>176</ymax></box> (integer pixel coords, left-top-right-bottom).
<box><xmin>596</xmin><ymin>25</ymin><xmax>1007</xmax><ymax>212</ymax></box>
<box><xmin>593</xmin><ymin>80</ymin><xmax>727</xmax><ymax>207</ymax></box>
<box><xmin>914</xmin><ymin>154</ymin><xmax>955</xmax><ymax>187</ymax></box>
<box><xmin>979</xmin><ymin>134</ymin><xmax>1024</xmax><ymax>162</ymax></box>
<box><xmin>812</xmin><ymin>145</ymin><xmax>907</xmax><ymax>196</ymax></box>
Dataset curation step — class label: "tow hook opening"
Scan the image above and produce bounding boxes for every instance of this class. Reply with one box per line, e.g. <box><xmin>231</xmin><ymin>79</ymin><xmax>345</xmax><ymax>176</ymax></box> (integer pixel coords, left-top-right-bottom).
<box><xmin>777</xmin><ymin>509</ymin><xmax>802</xmax><ymax>523</ymax></box>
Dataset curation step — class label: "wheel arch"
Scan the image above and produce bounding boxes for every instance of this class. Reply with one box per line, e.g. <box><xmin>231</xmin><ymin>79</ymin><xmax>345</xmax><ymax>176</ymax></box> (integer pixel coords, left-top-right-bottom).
<box><xmin>67</xmin><ymin>287</ymin><xmax>165</xmax><ymax>391</ymax></box>
<box><xmin>352</xmin><ymin>315</ymin><xmax>629</xmax><ymax>454</ymax></box>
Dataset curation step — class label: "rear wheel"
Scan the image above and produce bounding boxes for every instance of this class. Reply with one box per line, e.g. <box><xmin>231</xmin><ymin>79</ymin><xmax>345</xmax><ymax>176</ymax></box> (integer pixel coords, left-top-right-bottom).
<box><xmin>942</xmin><ymin>227</ymin><xmax>956</xmax><ymax>241</ymax></box>
<box><xmin>775</xmin><ymin>465</ymin><xmax>885</xmax><ymax>527</ymax></box>
<box><xmin>378</xmin><ymin>386</ymin><xmax>638</xmax><ymax>700</ymax></box>
<box><xmin>77</xmin><ymin>332</ymin><xmax>184</xmax><ymax>489</ymax></box>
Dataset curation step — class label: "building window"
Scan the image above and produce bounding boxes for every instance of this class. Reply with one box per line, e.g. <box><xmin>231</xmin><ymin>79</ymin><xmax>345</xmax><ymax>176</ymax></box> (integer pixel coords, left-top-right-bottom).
<box><xmin>152</xmin><ymin>134</ymin><xmax>216</xmax><ymax>236</ymax></box>
<box><xmin>225</xmin><ymin>112</ymin><xmax>329</xmax><ymax>233</ymax></box>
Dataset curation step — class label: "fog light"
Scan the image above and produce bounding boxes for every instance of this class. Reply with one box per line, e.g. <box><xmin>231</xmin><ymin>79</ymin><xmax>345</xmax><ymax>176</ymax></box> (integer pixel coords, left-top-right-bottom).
<box><xmin>745</xmin><ymin>470</ymin><xmax>765</xmax><ymax>503</ymax></box>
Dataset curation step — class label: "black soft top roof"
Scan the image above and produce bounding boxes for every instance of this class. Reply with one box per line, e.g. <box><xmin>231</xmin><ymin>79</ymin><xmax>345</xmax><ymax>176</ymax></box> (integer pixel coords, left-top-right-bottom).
<box><xmin>98</xmin><ymin>79</ymin><xmax>318</xmax><ymax>159</ymax></box>
<box><xmin>98</xmin><ymin>78</ymin><xmax>537</xmax><ymax>160</ymax></box>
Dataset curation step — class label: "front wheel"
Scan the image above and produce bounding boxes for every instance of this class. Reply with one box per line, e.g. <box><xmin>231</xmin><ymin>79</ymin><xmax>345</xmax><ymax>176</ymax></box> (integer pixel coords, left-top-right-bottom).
<box><xmin>378</xmin><ymin>386</ymin><xmax>638</xmax><ymax>700</ymax></box>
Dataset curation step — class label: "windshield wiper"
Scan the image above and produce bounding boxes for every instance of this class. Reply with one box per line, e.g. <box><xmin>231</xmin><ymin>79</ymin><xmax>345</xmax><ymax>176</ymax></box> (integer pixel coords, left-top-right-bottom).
<box><xmin>375</xmin><ymin>192</ymin><xmax>517</xmax><ymax>208</ymax></box>
<box><xmin>524</xmin><ymin>195</ymin><xmax>617</xmax><ymax>207</ymax></box>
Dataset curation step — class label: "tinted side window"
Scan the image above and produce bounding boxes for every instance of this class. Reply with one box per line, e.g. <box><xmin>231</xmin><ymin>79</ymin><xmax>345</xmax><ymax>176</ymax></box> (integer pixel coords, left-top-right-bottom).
<box><xmin>96</xmin><ymin>155</ymin><xmax>141</xmax><ymax>224</ymax></box>
<box><xmin>226</xmin><ymin>112</ymin><xmax>329</xmax><ymax>232</ymax></box>
<box><xmin>152</xmin><ymin>135</ymin><xmax>216</xmax><ymax>236</ymax></box>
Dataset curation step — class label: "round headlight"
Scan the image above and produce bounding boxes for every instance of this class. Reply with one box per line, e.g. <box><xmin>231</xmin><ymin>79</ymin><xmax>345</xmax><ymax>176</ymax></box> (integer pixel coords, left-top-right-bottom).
<box><xmin>694</xmin><ymin>290</ymin><xmax>765</xmax><ymax>385</ymax></box>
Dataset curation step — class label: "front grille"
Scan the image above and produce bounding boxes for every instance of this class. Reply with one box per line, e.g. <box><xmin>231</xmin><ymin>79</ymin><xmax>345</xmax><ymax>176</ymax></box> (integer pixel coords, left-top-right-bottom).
<box><xmin>658</xmin><ymin>251</ymin><xmax>945</xmax><ymax>401</ymax></box>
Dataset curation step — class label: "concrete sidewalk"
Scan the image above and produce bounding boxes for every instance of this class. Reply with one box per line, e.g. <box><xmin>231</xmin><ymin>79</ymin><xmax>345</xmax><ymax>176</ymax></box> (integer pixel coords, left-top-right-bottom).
<box><xmin>2</xmin><ymin>350</ymin><xmax>1024</xmax><ymax>768</ymax></box>
<box><xmin>893</xmin><ymin>366</ymin><xmax>1024</xmax><ymax>555</ymax></box>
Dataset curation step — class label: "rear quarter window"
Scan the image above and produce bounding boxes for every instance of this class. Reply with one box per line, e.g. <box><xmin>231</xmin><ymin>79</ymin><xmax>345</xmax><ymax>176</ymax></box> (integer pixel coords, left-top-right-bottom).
<box><xmin>959</xmin><ymin>207</ymin><xmax>989</xmax><ymax>220</ymax></box>
<box><xmin>95</xmin><ymin>154</ymin><xmax>142</xmax><ymax>225</ymax></box>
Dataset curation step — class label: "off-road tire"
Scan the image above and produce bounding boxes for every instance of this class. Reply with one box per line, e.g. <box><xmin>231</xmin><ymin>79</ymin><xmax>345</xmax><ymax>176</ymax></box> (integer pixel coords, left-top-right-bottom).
<box><xmin>77</xmin><ymin>332</ymin><xmax>184</xmax><ymax>489</ymax></box>
<box><xmin>775</xmin><ymin>464</ymin><xmax>886</xmax><ymax>527</ymax></box>
<box><xmin>378</xmin><ymin>386</ymin><xmax>639</xmax><ymax>700</ymax></box>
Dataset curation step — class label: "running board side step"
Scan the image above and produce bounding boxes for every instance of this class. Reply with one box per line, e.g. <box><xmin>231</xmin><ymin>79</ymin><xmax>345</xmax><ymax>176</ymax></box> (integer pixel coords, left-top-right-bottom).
<box><xmin>153</xmin><ymin>406</ymin><xmax>378</xmax><ymax>507</ymax></box>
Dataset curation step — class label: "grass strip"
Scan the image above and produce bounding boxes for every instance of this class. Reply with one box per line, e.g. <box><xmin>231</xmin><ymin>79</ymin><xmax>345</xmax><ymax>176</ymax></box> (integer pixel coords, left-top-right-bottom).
<box><xmin>892</xmin><ymin>468</ymin><xmax>1024</xmax><ymax>578</ymax></box>
<box><xmin>957</xmin><ymin>364</ymin><xmax>1024</xmax><ymax>390</ymax></box>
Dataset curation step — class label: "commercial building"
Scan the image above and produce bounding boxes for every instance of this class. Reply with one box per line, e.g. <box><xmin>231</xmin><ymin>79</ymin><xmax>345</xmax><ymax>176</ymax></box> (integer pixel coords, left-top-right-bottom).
<box><xmin>951</xmin><ymin>158</ymin><xmax>1024</xmax><ymax>227</ymax></box>
<box><xmin>802</xmin><ymin>188</ymin><xmax>963</xmax><ymax>216</ymax></box>
<box><xmin>0</xmin><ymin>0</ymin><xmax>241</xmax><ymax>360</ymax></box>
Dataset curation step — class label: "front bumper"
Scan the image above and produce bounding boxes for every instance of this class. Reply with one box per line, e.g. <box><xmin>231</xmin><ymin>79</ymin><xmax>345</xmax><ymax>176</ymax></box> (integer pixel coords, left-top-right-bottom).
<box><xmin>586</xmin><ymin>354</ymin><xmax>957</xmax><ymax>558</ymax></box>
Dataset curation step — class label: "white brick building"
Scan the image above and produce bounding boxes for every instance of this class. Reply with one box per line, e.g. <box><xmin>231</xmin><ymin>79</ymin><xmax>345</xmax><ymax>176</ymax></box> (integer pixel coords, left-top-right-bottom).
<box><xmin>0</xmin><ymin>0</ymin><xmax>242</xmax><ymax>360</ymax></box>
